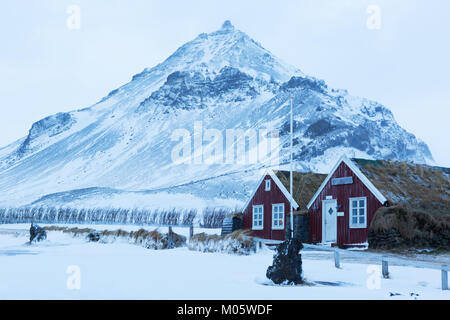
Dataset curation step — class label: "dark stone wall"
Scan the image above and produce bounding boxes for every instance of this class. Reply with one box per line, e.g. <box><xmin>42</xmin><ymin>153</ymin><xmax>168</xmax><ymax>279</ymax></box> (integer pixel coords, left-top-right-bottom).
<box><xmin>286</xmin><ymin>215</ymin><xmax>309</xmax><ymax>242</ymax></box>
<box><xmin>368</xmin><ymin>229</ymin><xmax>450</xmax><ymax>250</ymax></box>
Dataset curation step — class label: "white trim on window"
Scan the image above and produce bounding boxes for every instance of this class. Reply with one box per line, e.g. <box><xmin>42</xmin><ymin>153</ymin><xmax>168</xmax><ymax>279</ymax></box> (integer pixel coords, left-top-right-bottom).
<box><xmin>349</xmin><ymin>197</ymin><xmax>367</xmax><ymax>229</ymax></box>
<box><xmin>265</xmin><ymin>179</ymin><xmax>271</xmax><ymax>191</ymax></box>
<box><xmin>252</xmin><ymin>205</ymin><xmax>264</xmax><ymax>230</ymax></box>
<box><xmin>272</xmin><ymin>203</ymin><xmax>285</xmax><ymax>230</ymax></box>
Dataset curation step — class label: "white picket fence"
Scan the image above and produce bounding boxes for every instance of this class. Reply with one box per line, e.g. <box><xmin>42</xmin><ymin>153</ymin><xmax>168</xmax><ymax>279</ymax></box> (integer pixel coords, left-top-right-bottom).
<box><xmin>302</xmin><ymin>244</ymin><xmax>449</xmax><ymax>291</ymax></box>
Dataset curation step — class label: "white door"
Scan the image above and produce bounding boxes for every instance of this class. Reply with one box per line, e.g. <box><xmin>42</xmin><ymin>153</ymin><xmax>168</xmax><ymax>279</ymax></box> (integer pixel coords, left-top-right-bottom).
<box><xmin>322</xmin><ymin>200</ymin><xmax>337</xmax><ymax>243</ymax></box>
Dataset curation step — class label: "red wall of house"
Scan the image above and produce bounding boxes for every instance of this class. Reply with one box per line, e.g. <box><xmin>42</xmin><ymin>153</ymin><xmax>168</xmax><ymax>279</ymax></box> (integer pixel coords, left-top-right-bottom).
<box><xmin>243</xmin><ymin>174</ymin><xmax>290</xmax><ymax>241</ymax></box>
<box><xmin>308</xmin><ymin>161</ymin><xmax>383</xmax><ymax>245</ymax></box>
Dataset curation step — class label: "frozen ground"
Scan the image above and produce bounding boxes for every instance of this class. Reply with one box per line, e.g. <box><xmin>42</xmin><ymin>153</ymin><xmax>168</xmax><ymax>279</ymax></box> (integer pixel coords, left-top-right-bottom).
<box><xmin>0</xmin><ymin>224</ymin><xmax>449</xmax><ymax>300</ymax></box>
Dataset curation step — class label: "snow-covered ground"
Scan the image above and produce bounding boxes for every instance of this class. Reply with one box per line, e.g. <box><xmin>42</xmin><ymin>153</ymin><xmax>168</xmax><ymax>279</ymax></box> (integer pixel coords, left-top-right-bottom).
<box><xmin>0</xmin><ymin>224</ymin><xmax>449</xmax><ymax>300</ymax></box>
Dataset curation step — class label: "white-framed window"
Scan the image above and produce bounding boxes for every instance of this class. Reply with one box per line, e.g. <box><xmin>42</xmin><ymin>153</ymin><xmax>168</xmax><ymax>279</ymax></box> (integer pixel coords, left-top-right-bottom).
<box><xmin>265</xmin><ymin>179</ymin><xmax>271</xmax><ymax>191</ymax></box>
<box><xmin>252</xmin><ymin>205</ymin><xmax>264</xmax><ymax>230</ymax></box>
<box><xmin>349</xmin><ymin>197</ymin><xmax>367</xmax><ymax>229</ymax></box>
<box><xmin>272</xmin><ymin>203</ymin><xmax>285</xmax><ymax>230</ymax></box>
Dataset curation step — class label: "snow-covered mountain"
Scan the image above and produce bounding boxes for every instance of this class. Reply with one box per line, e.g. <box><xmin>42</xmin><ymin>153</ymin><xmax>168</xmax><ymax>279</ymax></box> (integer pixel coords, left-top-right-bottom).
<box><xmin>0</xmin><ymin>21</ymin><xmax>433</xmax><ymax>209</ymax></box>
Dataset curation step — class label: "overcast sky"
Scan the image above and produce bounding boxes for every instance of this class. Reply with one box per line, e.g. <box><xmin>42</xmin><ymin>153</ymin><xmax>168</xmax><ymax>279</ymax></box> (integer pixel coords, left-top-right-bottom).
<box><xmin>1</xmin><ymin>0</ymin><xmax>449</xmax><ymax>166</ymax></box>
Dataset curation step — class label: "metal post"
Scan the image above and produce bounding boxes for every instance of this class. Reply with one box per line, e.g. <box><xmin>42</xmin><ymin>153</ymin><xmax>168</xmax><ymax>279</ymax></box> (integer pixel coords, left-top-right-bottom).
<box><xmin>442</xmin><ymin>265</ymin><xmax>448</xmax><ymax>290</ymax></box>
<box><xmin>382</xmin><ymin>257</ymin><xmax>389</xmax><ymax>279</ymax></box>
<box><xmin>289</xmin><ymin>96</ymin><xmax>294</xmax><ymax>240</ymax></box>
<box><xmin>334</xmin><ymin>248</ymin><xmax>340</xmax><ymax>269</ymax></box>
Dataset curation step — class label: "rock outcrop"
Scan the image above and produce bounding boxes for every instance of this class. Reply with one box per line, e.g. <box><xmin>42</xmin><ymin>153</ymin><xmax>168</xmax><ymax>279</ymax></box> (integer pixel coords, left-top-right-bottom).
<box><xmin>266</xmin><ymin>238</ymin><xmax>303</xmax><ymax>285</ymax></box>
<box><xmin>29</xmin><ymin>223</ymin><xmax>47</xmax><ymax>243</ymax></box>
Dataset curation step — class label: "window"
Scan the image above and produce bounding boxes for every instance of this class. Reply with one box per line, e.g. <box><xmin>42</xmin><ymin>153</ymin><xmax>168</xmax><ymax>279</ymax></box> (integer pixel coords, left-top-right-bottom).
<box><xmin>349</xmin><ymin>197</ymin><xmax>367</xmax><ymax>228</ymax></box>
<box><xmin>272</xmin><ymin>203</ymin><xmax>285</xmax><ymax>230</ymax></box>
<box><xmin>252</xmin><ymin>205</ymin><xmax>264</xmax><ymax>230</ymax></box>
<box><xmin>265</xmin><ymin>179</ymin><xmax>271</xmax><ymax>191</ymax></box>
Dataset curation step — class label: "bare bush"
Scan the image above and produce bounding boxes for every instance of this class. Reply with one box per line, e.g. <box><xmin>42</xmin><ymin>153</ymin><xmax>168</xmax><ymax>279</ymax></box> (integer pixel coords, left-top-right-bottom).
<box><xmin>188</xmin><ymin>230</ymin><xmax>256</xmax><ymax>255</ymax></box>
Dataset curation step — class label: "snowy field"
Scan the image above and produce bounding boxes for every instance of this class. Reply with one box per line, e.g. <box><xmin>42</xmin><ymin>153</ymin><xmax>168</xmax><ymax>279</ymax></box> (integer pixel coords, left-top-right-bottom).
<box><xmin>0</xmin><ymin>224</ymin><xmax>449</xmax><ymax>300</ymax></box>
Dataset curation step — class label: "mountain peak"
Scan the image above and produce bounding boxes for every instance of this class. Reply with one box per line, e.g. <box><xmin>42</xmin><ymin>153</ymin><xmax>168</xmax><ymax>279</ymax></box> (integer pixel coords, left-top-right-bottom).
<box><xmin>155</xmin><ymin>20</ymin><xmax>302</xmax><ymax>82</ymax></box>
<box><xmin>221</xmin><ymin>20</ymin><xmax>234</xmax><ymax>31</ymax></box>
<box><xmin>0</xmin><ymin>20</ymin><xmax>434</xmax><ymax>208</ymax></box>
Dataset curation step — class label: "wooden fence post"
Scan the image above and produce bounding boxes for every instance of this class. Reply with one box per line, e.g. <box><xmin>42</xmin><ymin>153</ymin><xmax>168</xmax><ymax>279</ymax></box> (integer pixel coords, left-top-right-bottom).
<box><xmin>254</xmin><ymin>241</ymin><xmax>262</xmax><ymax>253</ymax></box>
<box><xmin>168</xmin><ymin>226</ymin><xmax>174</xmax><ymax>249</ymax></box>
<box><xmin>382</xmin><ymin>257</ymin><xmax>389</xmax><ymax>279</ymax></box>
<box><xmin>442</xmin><ymin>265</ymin><xmax>448</xmax><ymax>291</ymax></box>
<box><xmin>189</xmin><ymin>224</ymin><xmax>194</xmax><ymax>241</ymax></box>
<box><xmin>334</xmin><ymin>249</ymin><xmax>340</xmax><ymax>269</ymax></box>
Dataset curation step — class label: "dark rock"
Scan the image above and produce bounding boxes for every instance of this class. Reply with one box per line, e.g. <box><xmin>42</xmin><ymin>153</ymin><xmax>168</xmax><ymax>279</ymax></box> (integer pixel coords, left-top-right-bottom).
<box><xmin>266</xmin><ymin>238</ymin><xmax>303</xmax><ymax>285</ymax></box>
<box><xmin>304</xmin><ymin>119</ymin><xmax>335</xmax><ymax>138</ymax></box>
<box><xmin>87</xmin><ymin>231</ymin><xmax>101</xmax><ymax>242</ymax></box>
<box><xmin>280</xmin><ymin>120</ymin><xmax>302</xmax><ymax>136</ymax></box>
<box><xmin>29</xmin><ymin>223</ymin><xmax>47</xmax><ymax>243</ymax></box>
<box><xmin>141</xmin><ymin>66</ymin><xmax>259</xmax><ymax>111</ymax></box>
<box><xmin>347</xmin><ymin>125</ymin><xmax>371</xmax><ymax>152</ymax></box>
<box><xmin>281</xmin><ymin>76</ymin><xmax>327</xmax><ymax>93</ymax></box>
<box><xmin>18</xmin><ymin>113</ymin><xmax>74</xmax><ymax>156</ymax></box>
<box><xmin>389</xmin><ymin>292</ymin><xmax>402</xmax><ymax>297</ymax></box>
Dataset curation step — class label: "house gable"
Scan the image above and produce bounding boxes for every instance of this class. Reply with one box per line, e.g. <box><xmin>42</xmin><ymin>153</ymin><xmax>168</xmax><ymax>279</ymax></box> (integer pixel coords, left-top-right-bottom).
<box><xmin>307</xmin><ymin>156</ymin><xmax>388</xmax><ymax>245</ymax></box>
<box><xmin>242</xmin><ymin>170</ymin><xmax>299</xmax><ymax>213</ymax></box>
<box><xmin>242</xmin><ymin>170</ymin><xmax>302</xmax><ymax>241</ymax></box>
<box><xmin>307</xmin><ymin>155</ymin><xmax>387</xmax><ymax>209</ymax></box>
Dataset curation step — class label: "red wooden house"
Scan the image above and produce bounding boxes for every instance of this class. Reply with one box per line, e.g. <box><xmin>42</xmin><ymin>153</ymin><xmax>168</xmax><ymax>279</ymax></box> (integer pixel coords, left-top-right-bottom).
<box><xmin>307</xmin><ymin>154</ymin><xmax>450</xmax><ymax>247</ymax></box>
<box><xmin>242</xmin><ymin>154</ymin><xmax>449</xmax><ymax>246</ymax></box>
<box><xmin>242</xmin><ymin>170</ymin><xmax>326</xmax><ymax>241</ymax></box>
<box><xmin>307</xmin><ymin>154</ymin><xmax>389</xmax><ymax>247</ymax></box>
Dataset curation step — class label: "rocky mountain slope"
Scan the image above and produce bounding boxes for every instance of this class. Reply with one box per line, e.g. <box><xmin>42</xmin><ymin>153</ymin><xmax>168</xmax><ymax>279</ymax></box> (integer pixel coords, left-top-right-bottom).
<box><xmin>0</xmin><ymin>21</ymin><xmax>433</xmax><ymax>209</ymax></box>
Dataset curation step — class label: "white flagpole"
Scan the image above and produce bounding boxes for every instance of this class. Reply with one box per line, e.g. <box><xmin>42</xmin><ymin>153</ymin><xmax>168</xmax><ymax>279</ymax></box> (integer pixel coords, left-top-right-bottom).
<box><xmin>290</xmin><ymin>96</ymin><xmax>294</xmax><ymax>240</ymax></box>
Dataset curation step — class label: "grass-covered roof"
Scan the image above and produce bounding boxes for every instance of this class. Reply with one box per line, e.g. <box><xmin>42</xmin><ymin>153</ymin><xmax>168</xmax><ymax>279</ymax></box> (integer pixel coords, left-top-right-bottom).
<box><xmin>351</xmin><ymin>158</ymin><xmax>450</xmax><ymax>215</ymax></box>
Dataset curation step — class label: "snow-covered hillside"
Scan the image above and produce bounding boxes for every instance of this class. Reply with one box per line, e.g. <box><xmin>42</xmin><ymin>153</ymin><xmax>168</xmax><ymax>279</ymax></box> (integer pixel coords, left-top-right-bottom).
<box><xmin>0</xmin><ymin>21</ymin><xmax>433</xmax><ymax>209</ymax></box>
